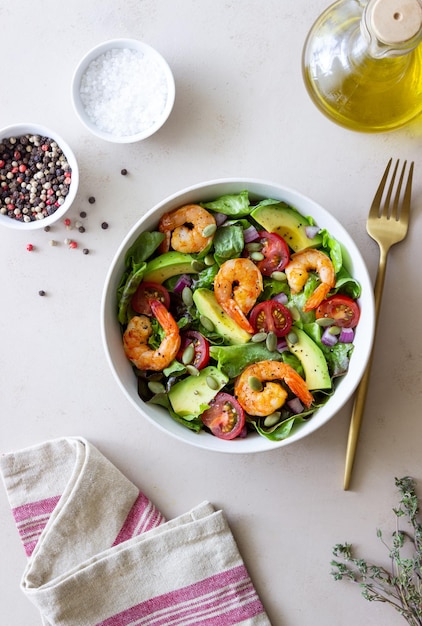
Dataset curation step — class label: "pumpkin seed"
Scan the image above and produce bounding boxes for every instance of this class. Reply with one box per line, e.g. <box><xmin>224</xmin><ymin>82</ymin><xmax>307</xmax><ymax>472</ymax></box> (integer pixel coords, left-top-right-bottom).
<box><xmin>204</xmin><ymin>254</ymin><xmax>215</xmax><ymax>266</ymax></box>
<box><xmin>206</xmin><ymin>375</ymin><xmax>220</xmax><ymax>390</ymax></box>
<box><xmin>266</xmin><ymin>331</ymin><xmax>277</xmax><ymax>352</ymax></box>
<box><xmin>182</xmin><ymin>343</ymin><xmax>195</xmax><ymax>365</ymax></box>
<box><xmin>271</xmin><ymin>271</ymin><xmax>287</xmax><ymax>281</ymax></box>
<box><xmin>316</xmin><ymin>316</ymin><xmax>335</xmax><ymax>327</ymax></box>
<box><xmin>202</xmin><ymin>223</ymin><xmax>217</xmax><ymax>238</ymax></box>
<box><xmin>147</xmin><ymin>381</ymin><xmax>166</xmax><ymax>395</ymax></box>
<box><xmin>245</xmin><ymin>242</ymin><xmax>263</xmax><ymax>252</ymax></box>
<box><xmin>186</xmin><ymin>364</ymin><xmax>200</xmax><ymax>376</ymax></box>
<box><xmin>248</xmin><ymin>375</ymin><xmax>263</xmax><ymax>391</ymax></box>
<box><xmin>328</xmin><ymin>325</ymin><xmax>341</xmax><ymax>335</ymax></box>
<box><xmin>191</xmin><ymin>260</ymin><xmax>205</xmax><ymax>272</ymax></box>
<box><xmin>182</xmin><ymin>286</ymin><xmax>194</xmax><ymax>307</ymax></box>
<box><xmin>287</xmin><ymin>331</ymin><xmax>298</xmax><ymax>345</ymax></box>
<box><xmin>289</xmin><ymin>306</ymin><xmax>301</xmax><ymax>321</ymax></box>
<box><xmin>251</xmin><ymin>332</ymin><xmax>267</xmax><ymax>343</ymax></box>
<box><xmin>200</xmin><ymin>315</ymin><xmax>215</xmax><ymax>332</ymax></box>
<box><xmin>264</xmin><ymin>411</ymin><xmax>281</xmax><ymax>427</ymax></box>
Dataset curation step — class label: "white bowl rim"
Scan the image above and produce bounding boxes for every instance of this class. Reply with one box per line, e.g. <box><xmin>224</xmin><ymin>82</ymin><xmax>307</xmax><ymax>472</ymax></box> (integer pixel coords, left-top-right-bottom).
<box><xmin>101</xmin><ymin>177</ymin><xmax>375</xmax><ymax>454</ymax></box>
<box><xmin>0</xmin><ymin>122</ymin><xmax>79</xmax><ymax>231</ymax></box>
<box><xmin>71</xmin><ymin>38</ymin><xmax>176</xmax><ymax>144</ymax></box>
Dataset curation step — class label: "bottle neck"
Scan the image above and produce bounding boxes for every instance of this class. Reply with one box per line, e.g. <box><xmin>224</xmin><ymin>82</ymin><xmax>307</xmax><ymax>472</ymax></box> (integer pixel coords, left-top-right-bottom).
<box><xmin>362</xmin><ymin>0</ymin><xmax>422</xmax><ymax>58</ymax></box>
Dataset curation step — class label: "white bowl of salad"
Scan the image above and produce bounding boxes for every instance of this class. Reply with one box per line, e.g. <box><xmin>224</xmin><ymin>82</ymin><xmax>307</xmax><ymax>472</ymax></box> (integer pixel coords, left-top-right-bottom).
<box><xmin>101</xmin><ymin>179</ymin><xmax>375</xmax><ymax>453</ymax></box>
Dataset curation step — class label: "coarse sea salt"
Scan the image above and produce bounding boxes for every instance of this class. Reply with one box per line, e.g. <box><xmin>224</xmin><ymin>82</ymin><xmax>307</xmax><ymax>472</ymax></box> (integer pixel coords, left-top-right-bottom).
<box><xmin>80</xmin><ymin>48</ymin><xmax>169</xmax><ymax>137</ymax></box>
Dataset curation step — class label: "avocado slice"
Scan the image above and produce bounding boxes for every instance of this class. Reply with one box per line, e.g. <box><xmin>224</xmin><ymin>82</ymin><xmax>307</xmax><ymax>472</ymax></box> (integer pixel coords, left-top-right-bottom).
<box><xmin>143</xmin><ymin>251</ymin><xmax>196</xmax><ymax>283</ymax></box>
<box><xmin>193</xmin><ymin>288</ymin><xmax>251</xmax><ymax>345</ymax></box>
<box><xmin>286</xmin><ymin>327</ymin><xmax>331</xmax><ymax>390</ymax></box>
<box><xmin>251</xmin><ymin>202</ymin><xmax>322</xmax><ymax>252</ymax></box>
<box><xmin>168</xmin><ymin>366</ymin><xmax>229</xmax><ymax>417</ymax></box>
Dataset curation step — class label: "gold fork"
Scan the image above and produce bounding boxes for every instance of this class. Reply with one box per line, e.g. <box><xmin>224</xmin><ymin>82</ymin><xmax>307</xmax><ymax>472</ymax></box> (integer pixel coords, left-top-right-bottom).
<box><xmin>343</xmin><ymin>158</ymin><xmax>414</xmax><ymax>491</ymax></box>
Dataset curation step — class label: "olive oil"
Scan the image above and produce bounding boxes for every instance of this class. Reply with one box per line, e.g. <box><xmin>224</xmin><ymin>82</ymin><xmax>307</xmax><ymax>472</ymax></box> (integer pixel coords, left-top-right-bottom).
<box><xmin>303</xmin><ymin>0</ymin><xmax>422</xmax><ymax>132</ymax></box>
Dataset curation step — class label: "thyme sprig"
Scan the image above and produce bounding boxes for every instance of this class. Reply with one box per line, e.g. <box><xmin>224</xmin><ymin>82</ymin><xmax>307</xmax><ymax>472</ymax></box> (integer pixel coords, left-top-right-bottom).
<box><xmin>331</xmin><ymin>477</ymin><xmax>422</xmax><ymax>625</ymax></box>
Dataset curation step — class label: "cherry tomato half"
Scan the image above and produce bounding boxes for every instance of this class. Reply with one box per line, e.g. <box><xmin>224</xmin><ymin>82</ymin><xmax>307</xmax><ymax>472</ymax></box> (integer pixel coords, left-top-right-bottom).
<box><xmin>315</xmin><ymin>295</ymin><xmax>360</xmax><ymax>328</ymax></box>
<box><xmin>249</xmin><ymin>300</ymin><xmax>293</xmax><ymax>337</ymax></box>
<box><xmin>131</xmin><ymin>282</ymin><xmax>171</xmax><ymax>315</ymax></box>
<box><xmin>177</xmin><ymin>330</ymin><xmax>210</xmax><ymax>370</ymax></box>
<box><xmin>200</xmin><ymin>392</ymin><xmax>245</xmax><ymax>440</ymax></box>
<box><xmin>255</xmin><ymin>231</ymin><xmax>290</xmax><ymax>276</ymax></box>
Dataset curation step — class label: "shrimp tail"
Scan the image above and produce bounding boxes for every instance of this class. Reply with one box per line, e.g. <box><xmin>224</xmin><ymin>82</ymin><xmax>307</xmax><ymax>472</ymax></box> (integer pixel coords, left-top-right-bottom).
<box><xmin>223</xmin><ymin>301</ymin><xmax>255</xmax><ymax>334</ymax></box>
<box><xmin>303</xmin><ymin>282</ymin><xmax>331</xmax><ymax>312</ymax></box>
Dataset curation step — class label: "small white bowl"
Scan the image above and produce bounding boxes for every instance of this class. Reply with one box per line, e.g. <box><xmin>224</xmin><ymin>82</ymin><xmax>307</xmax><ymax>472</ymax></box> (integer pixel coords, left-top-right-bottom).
<box><xmin>71</xmin><ymin>39</ymin><xmax>175</xmax><ymax>143</ymax></box>
<box><xmin>0</xmin><ymin>123</ymin><xmax>79</xmax><ymax>231</ymax></box>
<box><xmin>101</xmin><ymin>179</ymin><xmax>375</xmax><ymax>454</ymax></box>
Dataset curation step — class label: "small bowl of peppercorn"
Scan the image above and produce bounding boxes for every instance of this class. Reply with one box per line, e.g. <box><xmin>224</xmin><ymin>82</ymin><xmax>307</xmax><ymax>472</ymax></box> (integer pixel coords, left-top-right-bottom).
<box><xmin>0</xmin><ymin>123</ymin><xmax>79</xmax><ymax>230</ymax></box>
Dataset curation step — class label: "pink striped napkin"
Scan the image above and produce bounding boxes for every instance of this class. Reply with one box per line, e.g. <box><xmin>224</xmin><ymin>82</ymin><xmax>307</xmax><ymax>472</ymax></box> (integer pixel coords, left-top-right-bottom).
<box><xmin>0</xmin><ymin>436</ymin><xmax>271</xmax><ymax>626</ymax></box>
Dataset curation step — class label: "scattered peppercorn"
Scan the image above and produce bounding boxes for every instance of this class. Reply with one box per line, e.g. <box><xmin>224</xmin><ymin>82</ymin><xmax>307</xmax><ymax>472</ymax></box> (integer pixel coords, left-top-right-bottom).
<box><xmin>101</xmin><ymin>221</ymin><xmax>109</xmax><ymax>229</ymax></box>
<box><xmin>121</xmin><ymin>169</ymin><xmax>128</xmax><ymax>176</ymax></box>
<box><xmin>79</xmin><ymin>211</ymin><xmax>87</xmax><ymax>218</ymax></box>
<box><xmin>88</xmin><ymin>196</ymin><xmax>96</xmax><ymax>204</ymax></box>
<box><xmin>83</xmin><ymin>248</ymin><xmax>89</xmax><ymax>255</ymax></box>
<box><xmin>38</xmin><ymin>290</ymin><xmax>46</xmax><ymax>297</ymax></box>
<box><xmin>78</xmin><ymin>226</ymin><xmax>85</xmax><ymax>233</ymax></box>
<box><xmin>26</xmin><ymin>243</ymin><xmax>34</xmax><ymax>251</ymax></box>
<box><xmin>64</xmin><ymin>218</ymin><xmax>71</xmax><ymax>227</ymax></box>
<box><xmin>44</xmin><ymin>225</ymin><xmax>51</xmax><ymax>232</ymax></box>
<box><xmin>69</xmin><ymin>240</ymin><xmax>77</xmax><ymax>249</ymax></box>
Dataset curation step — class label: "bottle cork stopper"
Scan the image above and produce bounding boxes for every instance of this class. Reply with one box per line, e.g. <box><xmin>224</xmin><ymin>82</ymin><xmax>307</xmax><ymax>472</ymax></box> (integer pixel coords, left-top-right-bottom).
<box><xmin>367</xmin><ymin>0</ymin><xmax>422</xmax><ymax>44</ymax></box>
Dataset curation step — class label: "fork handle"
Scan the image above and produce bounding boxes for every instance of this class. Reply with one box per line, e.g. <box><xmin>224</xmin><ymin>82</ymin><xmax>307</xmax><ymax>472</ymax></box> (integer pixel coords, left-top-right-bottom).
<box><xmin>343</xmin><ymin>245</ymin><xmax>389</xmax><ymax>490</ymax></box>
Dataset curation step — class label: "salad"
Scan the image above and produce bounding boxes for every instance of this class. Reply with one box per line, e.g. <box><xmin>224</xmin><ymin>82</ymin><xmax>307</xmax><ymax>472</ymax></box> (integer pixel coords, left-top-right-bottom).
<box><xmin>117</xmin><ymin>191</ymin><xmax>361</xmax><ymax>442</ymax></box>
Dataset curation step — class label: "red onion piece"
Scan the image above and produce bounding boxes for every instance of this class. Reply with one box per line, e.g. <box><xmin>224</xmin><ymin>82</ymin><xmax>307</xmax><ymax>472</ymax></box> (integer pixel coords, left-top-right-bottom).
<box><xmin>243</xmin><ymin>224</ymin><xmax>260</xmax><ymax>243</ymax></box>
<box><xmin>173</xmin><ymin>274</ymin><xmax>192</xmax><ymax>294</ymax></box>
<box><xmin>321</xmin><ymin>327</ymin><xmax>339</xmax><ymax>346</ymax></box>
<box><xmin>277</xmin><ymin>338</ymin><xmax>288</xmax><ymax>352</ymax></box>
<box><xmin>272</xmin><ymin>292</ymin><xmax>288</xmax><ymax>305</ymax></box>
<box><xmin>339</xmin><ymin>327</ymin><xmax>354</xmax><ymax>343</ymax></box>
<box><xmin>305</xmin><ymin>225</ymin><xmax>321</xmax><ymax>239</ymax></box>
<box><xmin>213</xmin><ymin>212</ymin><xmax>228</xmax><ymax>226</ymax></box>
<box><xmin>287</xmin><ymin>397</ymin><xmax>304</xmax><ymax>414</ymax></box>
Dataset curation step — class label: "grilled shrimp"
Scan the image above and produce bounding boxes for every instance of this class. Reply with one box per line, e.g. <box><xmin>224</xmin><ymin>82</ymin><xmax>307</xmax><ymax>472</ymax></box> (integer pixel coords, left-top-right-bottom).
<box><xmin>158</xmin><ymin>204</ymin><xmax>216</xmax><ymax>253</ymax></box>
<box><xmin>214</xmin><ymin>257</ymin><xmax>263</xmax><ymax>334</ymax></box>
<box><xmin>123</xmin><ymin>300</ymin><xmax>181</xmax><ymax>371</ymax></box>
<box><xmin>234</xmin><ymin>360</ymin><xmax>313</xmax><ymax>417</ymax></box>
<box><xmin>284</xmin><ymin>248</ymin><xmax>335</xmax><ymax>311</ymax></box>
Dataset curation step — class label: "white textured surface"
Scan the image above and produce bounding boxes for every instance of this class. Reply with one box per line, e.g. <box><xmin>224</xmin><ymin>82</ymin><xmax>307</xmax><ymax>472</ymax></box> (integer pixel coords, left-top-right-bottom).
<box><xmin>1</xmin><ymin>1</ymin><xmax>421</xmax><ymax>625</ymax></box>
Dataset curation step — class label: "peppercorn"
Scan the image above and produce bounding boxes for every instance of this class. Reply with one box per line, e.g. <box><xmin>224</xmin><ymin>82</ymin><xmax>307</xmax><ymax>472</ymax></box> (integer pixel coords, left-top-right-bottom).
<box><xmin>83</xmin><ymin>248</ymin><xmax>89</xmax><ymax>255</ymax></box>
<box><xmin>79</xmin><ymin>211</ymin><xmax>87</xmax><ymax>218</ymax></box>
<box><xmin>101</xmin><ymin>221</ymin><xmax>109</xmax><ymax>229</ymax></box>
<box><xmin>121</xmin><ymin>168</ymin><xmax>128</xmax><ymax>176</ymax></box>
<box><xmin>38</xmin><ymin>290</ymin><xmax>46</xmax><ymax>297</ymax></box>
<box><xmin>88</xmin><ymin>196</ymin><xmax>95</xmax><ymax>204</ymax></box>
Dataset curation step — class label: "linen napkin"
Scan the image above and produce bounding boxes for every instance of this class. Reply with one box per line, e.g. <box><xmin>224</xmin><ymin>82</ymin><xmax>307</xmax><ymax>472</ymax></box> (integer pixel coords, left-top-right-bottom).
<box><xmin>0</xmin><ymin>436</ymin><xmax>272</xmax><ymax>626</ymax></box>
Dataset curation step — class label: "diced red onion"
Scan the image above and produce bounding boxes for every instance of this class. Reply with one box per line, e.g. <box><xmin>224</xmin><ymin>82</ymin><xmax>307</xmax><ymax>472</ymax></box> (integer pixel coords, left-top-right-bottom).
<box><xmin>321</xmin><ymin>327</ymin><xmax>339</xmax><ymax>346</ymax></box>
<box><xmin>173</xmin><ymin>274</ymin><xmax>192</xmax><ymax>294</ymax></box>
<box><xmin>272</xmin><ymin>292</ymin><xmax>288</xmax><ymax>305</ymax></box>
<box><xmin>339</xmin><ymin>327</ymin><xmax>354</xmax><ymax>343</ymax></box>
<box><xmin>243</xmin><ymin>224</ymin><xmax>260</xmax><ymax>243</ymax></box>
<box><xmin>305</xmin><ymin>225</ymin><xmax>321</xmax><ymax>239</ymax></box>
<box><xmin>277</xmin><ymin>338</ymin><xmax>288</xmax><ymax>352</ymax></box>
<box><xmin>213</xmin><ymin>212</ymin><xmax>228</xmax><ymax>226</ymax></box>
<box><xmin>287</xmin><ymin>397</ymin><xmax>304</xmax><ymax>414</ymax></box>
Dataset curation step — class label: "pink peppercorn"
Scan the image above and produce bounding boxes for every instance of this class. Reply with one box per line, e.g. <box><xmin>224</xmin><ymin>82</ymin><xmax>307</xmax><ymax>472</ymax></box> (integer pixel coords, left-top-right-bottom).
<box><xmin>19</xmin><ymin>164</ymin><xmax>27</xmax><ymax>173</ymax></box>
<box><xmin>26</xmin><ymin>243</ymin><xmax>34</xmax><ymax>251</ymax></box>
<box><xmin>64</xmin><ymin>218</ymin><xmax>71</xmax><ymax>227</ymax></box>
<box><xmin>69</xmin><ymin>240</ymin><xmax>77</xmax><ymax>249</ymax></box>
